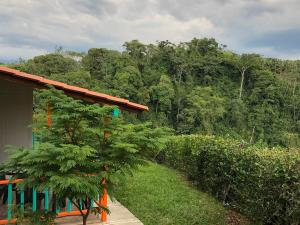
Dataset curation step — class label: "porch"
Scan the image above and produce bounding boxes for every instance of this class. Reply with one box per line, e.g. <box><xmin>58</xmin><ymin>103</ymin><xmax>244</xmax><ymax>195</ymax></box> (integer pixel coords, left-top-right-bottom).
<box><xmin>0</xmin><ymin>178</ymin><xmax>143</xmax><ymax>225</ymax></box>
<box><xmin>56</xmin><ymin>199</ymin><xmax>142</xmax><ymax>225</ymax></box>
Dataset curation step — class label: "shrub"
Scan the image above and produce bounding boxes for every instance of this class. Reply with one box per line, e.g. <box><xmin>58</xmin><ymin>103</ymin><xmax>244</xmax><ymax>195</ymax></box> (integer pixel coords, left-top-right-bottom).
<box><xmin>159</xmin><ymin>135</ymin><xmax>300</xmax><ymax>225</ymax></box>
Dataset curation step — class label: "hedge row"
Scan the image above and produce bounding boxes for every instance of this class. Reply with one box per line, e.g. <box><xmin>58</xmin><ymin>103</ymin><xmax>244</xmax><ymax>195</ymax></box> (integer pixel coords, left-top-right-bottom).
<box><xmin>158</xmin><ymin>135</ymin><xmax>300</xmax><ymax>225</ymax></box>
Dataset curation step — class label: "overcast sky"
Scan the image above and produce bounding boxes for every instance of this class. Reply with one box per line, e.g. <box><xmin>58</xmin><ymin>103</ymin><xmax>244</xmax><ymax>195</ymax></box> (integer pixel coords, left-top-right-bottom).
<box><xmin>0</xmin><ymin>0</ymin><xmax>299</xmax><ymax>61</ymax></box>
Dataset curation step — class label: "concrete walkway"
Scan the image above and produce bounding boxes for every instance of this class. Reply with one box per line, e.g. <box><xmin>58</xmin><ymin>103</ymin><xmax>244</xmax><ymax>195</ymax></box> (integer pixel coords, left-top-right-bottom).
<box><xmin>56</xmin><ymin>199</ymin><xmax>143</xmax><ymax>225</ymax></box>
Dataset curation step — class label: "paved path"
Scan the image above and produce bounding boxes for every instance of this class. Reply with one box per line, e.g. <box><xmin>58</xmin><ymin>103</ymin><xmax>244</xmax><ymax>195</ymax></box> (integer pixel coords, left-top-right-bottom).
<box><xmin>56</xmin><ymin>199</ymin><xmax>143</xmax><ymax>225</ymax></box>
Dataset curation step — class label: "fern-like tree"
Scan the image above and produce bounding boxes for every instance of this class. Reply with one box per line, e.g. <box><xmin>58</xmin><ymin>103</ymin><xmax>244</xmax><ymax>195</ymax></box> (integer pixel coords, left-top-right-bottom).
<box><xmin>2</xmin><ymin>87</ymin><xmax>169</xmax><ymax>225</ymax></box>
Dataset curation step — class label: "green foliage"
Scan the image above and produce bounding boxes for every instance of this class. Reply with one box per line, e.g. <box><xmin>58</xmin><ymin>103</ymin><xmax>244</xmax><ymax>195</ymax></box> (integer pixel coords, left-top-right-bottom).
<box><xmin>159</xmin><ymin>135</ymin><xmax>300</xmax><ymax>224</ymax></box>
<box><xmin>6</xmin><ymin>143</ymin><xmax>105</xmax><ymax>201</ymax></box>
<box><xmin>14</xmin><ymin>53</ymin><xmax>79</xmax><ymax>76</ymax></box>
<box><xmin>115</xmin><ymin>162</ymin><xmax>227</xmax><ymax>225</ymax></box>
<box><xmin>178</xmin><ymin>87</ymin><xmax>225</xmax><ymax>134</ymax></box>
<box><xmin>123</xmin><ymin>40</ymin><xmax>147</xmax><ymax>61</ymax></box>
<box><xmin>113</xmin><ymin>66</ymin><xmax>144</xmax><ymax>102</ymax></box>
<box><xmin>247</xmin><ymin>71</ymin><xmax>285</xmax><ymax>144</ymax></box>
<box><xmin>2</xmin><ymin>88</ymin><xmax>170</xmax><ymax>225</ymax></box>
<box><xmin>8</xmin><ymin>38</ymin><xmax>300</xmax><ymax>147</ymax></box>
<box><xmin>226</xmin><ymin>98</ymin><xmax>247</xmax><ymax>131</ymax></box>
<box><xmin>13</xmin><ymin>208</ymin><xmax>56</xmax><ymax>225</ymax></box>
<box><xmin>150</xmin><ymin>74</ymin><xmax>175</xmax><ymax>114</ymax></box>
<box><xmin>5</xmin><ymin>37</ymin><xmax>300</xmax><ymax>224</ymax></box>
<box><xmin>82</xmin><ymin>48</ymin><xmax>122</xmax><ymax>81</ymax></box>
<box><xmin>49</xmin><ymin>70</ymin><xmax>91</xmax><ymax>88</ymax></box>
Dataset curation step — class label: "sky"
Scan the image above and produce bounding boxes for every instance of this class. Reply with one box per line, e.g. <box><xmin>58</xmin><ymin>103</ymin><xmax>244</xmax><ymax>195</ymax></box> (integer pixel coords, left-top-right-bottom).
<box><xmin>0</xmin><ymin>0</ymin><xmax>300</xmax><ymax>61</ymax></box>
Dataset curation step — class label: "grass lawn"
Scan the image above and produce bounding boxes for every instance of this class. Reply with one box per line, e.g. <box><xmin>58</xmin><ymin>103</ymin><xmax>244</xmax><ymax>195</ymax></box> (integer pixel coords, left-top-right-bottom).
<box><xmin>114</xmin><ymin>162</ymin><xmax>228</xmax><ymax>225</ymax></box>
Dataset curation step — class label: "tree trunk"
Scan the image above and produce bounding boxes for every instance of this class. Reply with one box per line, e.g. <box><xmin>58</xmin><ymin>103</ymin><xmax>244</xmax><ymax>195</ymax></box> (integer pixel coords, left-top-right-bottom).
<box><xmin>239</xmin><ymin>69</ymin><xmax>246</xmax><ymax>99</ymax></box>
<box><xmin>223</xmin><ymin>184</ymin><xmax>231</xmax><ymax>204</ymax></box>
<box><xmin>250</xmin><ymin>126</ymin><xmax>255</xmax><ymax>144</ymax></box>
<box><xmin>82</xmin><ymin>215</ymin><xmax>87</xmax><ymax>225</ymax></box>
<box><xmin>178</xmin><ymin>67</ymin><xmax>183</xmax><ymax>84</ymax></box>
<box><xmin>176</xmin><ymin>103</ymin><xmax>180</xmax><ymax>123</ymax></box>
<box><xmin>81</xmin><ymin>199</ymin><xmax>90</xmax><ymax>225</ymax></box>
<box><xmin>292</xmin><ymin>80</ymin><xmax>297</xmax><ymax>122</ymax></box>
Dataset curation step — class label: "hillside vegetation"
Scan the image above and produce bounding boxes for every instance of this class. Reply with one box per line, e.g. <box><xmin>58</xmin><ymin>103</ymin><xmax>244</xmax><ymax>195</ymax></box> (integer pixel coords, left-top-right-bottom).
<box><xmin>12</xmin><ymin>38</ymin><xmax>300</xmax><ymax>147</ymax></box>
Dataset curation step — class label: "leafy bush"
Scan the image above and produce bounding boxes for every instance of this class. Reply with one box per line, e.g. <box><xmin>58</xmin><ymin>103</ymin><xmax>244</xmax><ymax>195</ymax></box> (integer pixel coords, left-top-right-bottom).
<box><xmin>159</xmin><ymin>135</ymin><xmax>300</xmax><ymax>225</ymax></box>
<box><xmin>14</xmin><ymin>208</ymin><xmax>56</xmax><ymax>225</ymax></box>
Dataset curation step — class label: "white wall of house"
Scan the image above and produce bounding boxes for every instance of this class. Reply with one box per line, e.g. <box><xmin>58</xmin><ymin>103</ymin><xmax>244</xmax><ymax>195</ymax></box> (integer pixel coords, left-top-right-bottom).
<box><xmin>0</xmin><ymin>78</ymin><xmax>33</xmax><ymax>163</ymax></box>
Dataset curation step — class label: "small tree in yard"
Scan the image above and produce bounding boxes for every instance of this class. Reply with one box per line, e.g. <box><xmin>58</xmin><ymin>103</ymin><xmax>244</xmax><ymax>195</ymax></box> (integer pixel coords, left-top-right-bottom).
<box><xmin>2</xmin><ymin>87</ymin><xmax>169</xmax><ymax>225</ymax></box>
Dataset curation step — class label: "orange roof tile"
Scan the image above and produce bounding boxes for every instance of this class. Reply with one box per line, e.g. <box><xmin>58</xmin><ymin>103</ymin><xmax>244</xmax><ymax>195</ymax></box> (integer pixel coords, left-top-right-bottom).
<box><xmin>0</xmin><ymin>66</ymin><xmax>148</xmax><ymax>112</ymax></box>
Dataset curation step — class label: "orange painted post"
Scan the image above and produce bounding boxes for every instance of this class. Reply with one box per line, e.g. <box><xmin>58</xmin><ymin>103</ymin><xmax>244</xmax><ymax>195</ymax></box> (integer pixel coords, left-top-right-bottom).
<box><xmin>47</xmin><ymin>104</ymin><xmax>51</xmax><ymax>127</ymax></box>
<box><xmin>100</xmin><ymin>178</ymin><xmax>108</xmax><ymax>222</ymax></box>
<box><xmin>100</xmin><ymin>108</ymin><xmax>120</xmax><ymax>222</ymax></box>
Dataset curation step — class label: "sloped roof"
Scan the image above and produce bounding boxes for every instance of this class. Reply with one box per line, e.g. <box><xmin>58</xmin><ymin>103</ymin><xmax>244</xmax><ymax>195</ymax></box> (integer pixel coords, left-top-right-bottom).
<box><xmin>0</xmin><ymin>66</ymin><xmax>148</xmax><ymax>112</ymax></box>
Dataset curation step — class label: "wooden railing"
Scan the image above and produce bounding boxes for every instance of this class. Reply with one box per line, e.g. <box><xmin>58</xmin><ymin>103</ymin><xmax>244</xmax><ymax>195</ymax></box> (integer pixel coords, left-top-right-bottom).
<box><xmin>0</xmin><ymin>179</ymin><xmax>106</xmax><ymax>224</ymax></box>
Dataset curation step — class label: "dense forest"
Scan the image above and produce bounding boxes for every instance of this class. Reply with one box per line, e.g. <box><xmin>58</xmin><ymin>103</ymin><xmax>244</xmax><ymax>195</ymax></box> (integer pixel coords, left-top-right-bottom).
<box><xmin>8</xmin><ymin>38</ymin><xmax>300</xmax><ymax>147</ymax></box>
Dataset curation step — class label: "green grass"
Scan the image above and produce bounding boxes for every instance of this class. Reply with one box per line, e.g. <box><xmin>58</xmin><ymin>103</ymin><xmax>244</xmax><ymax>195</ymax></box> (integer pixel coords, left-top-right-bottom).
<box><xmin>114</xmin><ymin>162</ymin><xmax>227</xmax><ymax>225</ymax></box>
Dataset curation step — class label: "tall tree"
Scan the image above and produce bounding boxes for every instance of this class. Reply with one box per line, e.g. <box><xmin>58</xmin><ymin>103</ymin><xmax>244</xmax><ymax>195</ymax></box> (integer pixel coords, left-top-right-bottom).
<box><xmin>15</xmin><ymin>53</ymin><xmax>79</xmax><ymax>76</ymax></box>
<box><xmin>150</xmin><ymin>74</ymin><xmax>175</xmax><ymax>114</ymax></box>
<box><xmin>123</xmin><ymin>40</ymin><xmax>147</xmax><ymax>73</ymax></box>
<box><xmin>247</xmin><ymin>70</ymin><xmax>284</xmax><ymax>144</ymax></box>
<box><xmin>82</xmin><ymin>48</ymin><xmax>121</xmax><ymax>81</ymax></box>
<box><xmin>178</xmin><ymin>87</ymin><xmax>225</xmax><ymax>134</ymax></box>
<box><xmin>230</xmin><ymin>54</ymin><xmax>260</xmax><ymax>99</ymax></box>
<box><xmin>113</xmin><ymin>66</ymin><xmax>144</xmax><ymax>102</ymax></box>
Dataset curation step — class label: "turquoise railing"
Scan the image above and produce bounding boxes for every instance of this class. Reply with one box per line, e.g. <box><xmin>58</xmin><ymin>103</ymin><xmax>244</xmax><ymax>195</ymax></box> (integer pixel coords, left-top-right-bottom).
<box><xmin>0</xmin><ymin>180</ymin><xmax>100</xmax><ymax>224</ymax></box>
<box><xmin>0</xmin><ymin>108</ymin><xmax>119</xmax><ymax>224</ymax></box>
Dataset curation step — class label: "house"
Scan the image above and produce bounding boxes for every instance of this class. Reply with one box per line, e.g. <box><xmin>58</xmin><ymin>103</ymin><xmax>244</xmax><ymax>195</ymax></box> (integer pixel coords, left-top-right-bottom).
<box><xmin>0</xmin><ymin>66</ymin><xmax>148</xmax><ymax>162</ymax></box>
<box><xmin>0</xmin><ymin>66</ymin><xmax>148</xmax><ymax>224</ymax></box>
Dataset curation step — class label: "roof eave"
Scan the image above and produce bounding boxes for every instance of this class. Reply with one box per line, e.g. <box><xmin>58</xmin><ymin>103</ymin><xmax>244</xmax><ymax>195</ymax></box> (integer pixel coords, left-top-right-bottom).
<box><xmin>0</xmin><ymin>67</ymin><xmax>149</xmax><ymax>113</ymax></box>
